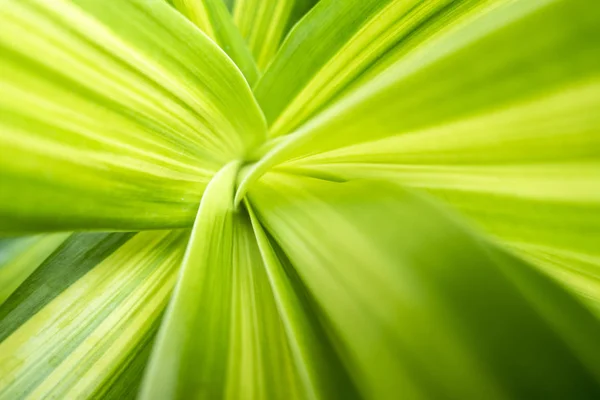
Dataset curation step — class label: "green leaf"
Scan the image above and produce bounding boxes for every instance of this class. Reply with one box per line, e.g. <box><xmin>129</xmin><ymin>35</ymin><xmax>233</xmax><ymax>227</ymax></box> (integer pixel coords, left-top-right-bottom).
<box><xmin>240</xmin><ymin>0</ymin><xmax>576</xmax><ymax>199</ymax></box>
<box><xmin>0</xmin><ymin>230</ymin><xmax>186</xmax><ymax>399</ymax></box>
<box><xmin>222</xmin><ymin>0</ymin><xmax>234</xmax><ymax>12</ymax></box>
<box><xmin>254</xmin><ymin>0</ymin><xmax>499</xmax><ymax>137</ymax></box>
<box><xmin>0</xmin><ymin>234</ymin><xmax>69</xmax><ymax>305</ymax></box>
<box><xmin>232</xmin><ymin>0</ymin><xmax>318</xmax><ymax>71</ymax></box>
<box><xmin>235</xmin><ymin>0</ymin><xmax>600</xmax><ymax>313</ymax></box>
<box><xmin>274</xmin><ymin>82</ymin><xmax>600</xmax><ymax>312</ymax></box>
<box><xmin>247</xmin><ymin>172</ymin><xmax>600</xmax><ymax>398</ymax></box>
<box><xmin>141</xmin><ymin>162</ymin><xmax>309</xmax><ymax>399</ymax></box>
<box><xmin>0</xmin><ymin>0</ymin><xmax>266</xmax><ymax>234</ymax></box>
<box><xmin>242</xmin><ymin>0</ymin><xmax>599</xmax><ymax>181</ymax></box>
<box><xmin>253</xmin><ymin>0</ymin><xmax>600</xmax><ymax>312</ymax></box>
<box><xmin>169</xmin><ymin>0</ymin><xmax>259</xmax><ymax>84</ymax></box>
<box><xmin>247</xmin><ymin>202</ymin><xmax>361</xmax><ymax>400</ymax></box>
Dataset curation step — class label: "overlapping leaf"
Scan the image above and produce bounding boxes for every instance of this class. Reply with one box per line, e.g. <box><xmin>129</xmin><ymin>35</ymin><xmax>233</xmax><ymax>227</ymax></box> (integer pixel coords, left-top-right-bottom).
<box><xmin>1</xmin><ymin>0</ymin><xmax>600</xmax><ymax>398</ymax></box>
<box><xmin>168</xmin><ymin>0</ymin><xmax>259</xmax><ymax>84</ymax></box>
<box><xmin>141</xmin><ymin>163</ymin><xmax>309</xmax><ymax>399</ymax></box>
<box><xmin>235</xmin><ymin>0</ymin><xmax>600</xmax><ymax>312</ymax></box>
<box><xmin>245</xmin><ymin>0</ymin><xmax>599</xmax><ymax>168</ymax></box>
<box><xmin>0</xmin><ymin>234</ymin><xmax>69</xmax><ymax>305</ymax></box>
<box><xmin>277</xmin><ymin>80</ymin><xmax>600</xmax><ymax>311</ymax></box>
<box><xmin>248</xmin><ymin>173</ymin><xmax>600</xmax><ymax>398</ymax></box>
<box><xmin>0</xmin><ymin>0</ymin><xmax>266</xmax><ymax>233</ymax></box>
<box><xmin>232</xmin><ymin>0</ymin><xmax>318</xmax><ymax>71</ymax></box>
<box><xmin>0</xmin><ymin>230</ymin><xmax>186</xmax><ymax>399</ymax></box>
<box><xmin>254</xmin><ymin>0</ymin><xmax>504</xmax><ymax>137</ymax></box>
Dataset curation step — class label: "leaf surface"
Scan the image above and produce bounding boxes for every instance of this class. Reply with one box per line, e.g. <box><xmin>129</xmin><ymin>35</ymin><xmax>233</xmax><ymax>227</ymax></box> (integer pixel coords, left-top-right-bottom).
<box><xmin>248</xmin><ymin>173</ymin><xmax>600</xmax><ymax>399</ymax></box>
<box><xmin>255</xmin><ymin>0</ymin><xmax>505</xmax><ymax>137</ymax></box>
<box><xmin>170</xmin><ymin>0</ymin><xmax>259</xmax><ymax>84</ymax></box>
<box><xmin>234</xmin><ymin>0</ymin><xmax>600</xmax><ymax>312</ymax></box>
<box><xmin>261</xmin><ymin>2</ymin><xmax>600</xmax><ymax>311</ymax></box>
<box><xmin>0</xmin><ymin>230</ymin><xmax>186</xmax><ymax>399</ymax></box>
<box><xmin>0</xmin><ymin>0</ymin><xmax>266</xmax><ymax>233</ymax></box>
<box><xmin>0</xmin><ymin>234</ymin><xmax>69</xmax><ymax>305</ymax></box>
<box><xmin>141</xmin><ymin>162</ymin><xmax>309</xmax><ymax>399</ymax></box>
<box><xmin>232</xmin><ymin>0</ymin><xmax>318</xmax><ymax>71</ymax></box>
<box><xmin>242</xmin><ymin>0</ymin><xmax>598</xmax><ymax>178</ymax></box>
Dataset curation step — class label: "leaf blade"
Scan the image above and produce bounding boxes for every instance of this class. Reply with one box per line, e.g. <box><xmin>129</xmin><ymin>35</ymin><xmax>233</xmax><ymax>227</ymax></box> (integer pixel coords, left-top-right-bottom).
<box><xmin>0</xmin><ymin>230</ymin><xmax>187</xmax><ymax>399</ymax></box>
<box><xmin>248</xmin><ymin>172</ymin><xmax>600</xmax><ymax>398</ymax></box>
<box><xmin>232</xmin><ymin>0</ymin><xmax>318</xmax><ymax>71</ymax></box>
<box><xmin>0</xmin><ymin>0</ymin><xmax>266</xmax><ymax>233</ymax></box>
<box><xmin>170</xmin><ymin>0</ymin><xmax>259</xmax><ymax>84</ymax></box>
<box><xmin>141</xmin><ymin>163</ymin><xmax>307</xmax><ymax>399</ymax></box>
<box><xmin>0</xmin><ymin>234</ymin><xmax>69</xmax><ymax>305</ymax></box>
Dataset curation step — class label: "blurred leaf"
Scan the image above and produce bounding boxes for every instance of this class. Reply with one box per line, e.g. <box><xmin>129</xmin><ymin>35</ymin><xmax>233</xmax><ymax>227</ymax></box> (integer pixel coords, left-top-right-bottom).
<box><xmin>232</xmin><ymin>0</ymin><xmax>318</xmax><ymax>71</ymax></box>
<box><xmin>222</xmin><ymin>0</ymin><xmax>234</xmax><ymax>12</ymax></box>
<box><xmin>0</xmin><ymin>234</ymin><xmax>69</xmax><ymax>305</ymax></box>
<box><xmin>235</xmin><ymin>0</ymin><xmax>600</xmax><ymax>313</ymax></box>
<box><xmin>169</xmin><ymin>0</ymin><xmax>259</xmax><ymax>84</ymax></box>
<box><xmin>247</xmin><ymin>202</ymin><xmax>361</xmax><ymax>400</ymax></box>
<box><xmin>248</xmin><ymin>172</ymin><xmax>600</xmax><ymax>399</ymax></box>
<box><xmin>0</xmin><ymin>0</ymin><xmax>266</xmax><ymax>234</ymax></box>
<box><xmin>0</xmin><ymin>230</ymin><xmax>186</xmax><ymax>399</ymax></box>
<box><xmin>261</xmin><ymin>0</ymin><xmax>600</xmax><ymax>312</ymax></box>
<box><xmin>1</xmin><ymin>0</ymin><xmax>599</xmax><ymax>398</ymax></box>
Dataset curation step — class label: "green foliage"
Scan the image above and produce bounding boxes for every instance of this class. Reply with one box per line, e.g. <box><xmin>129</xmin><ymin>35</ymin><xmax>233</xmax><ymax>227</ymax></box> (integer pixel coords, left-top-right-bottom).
<box><xmin>0</xmin><ymin>0</ymin><xmax>599</xmax><ymax>398</ymax></box>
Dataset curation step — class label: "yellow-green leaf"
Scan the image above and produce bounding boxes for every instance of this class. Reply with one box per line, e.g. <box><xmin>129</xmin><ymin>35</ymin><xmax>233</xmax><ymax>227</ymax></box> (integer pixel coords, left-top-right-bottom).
<box><xmin>244</xmin><ymin>0</ymin><xmax>598</xmax><ymax>172</ymax></box>
<box><xmin>232</xmin><ymin>0</ymin><xmax>318</xmax><ymax>71</ymax></box>
<box><xmin>254</xmin><ymin>0</ymin><xmax>502</xmax><ymax>137</ymax></box>
<box><xmin>141</xmin><ymin>163</ymin><xmax>307</xmax><ymax>399</ymax></box>
<box><xmin>0</xmin><ymin>0</ymin><xmax>266</xmax><ymax>234</ymax></box>
<box><xmin>169</xmin><ymin>0</ymin><xmax>259</xmax><ymax>84</ymax></box>
<box><xmin>257</xmin><ymin>0</ymin><xmax>600</xmax><ymax>312</ymax></box>
<box><xmin>0</xmin><ymin>234</ymin><xmax>69</xmax><ymax>305</ymax></box>
<box><xmin>247</xmin><ymin>203</ymin><xmax>360</xmax><ymax>400</ymax></box>
<box><xmin>235</xmin><ymin>0</ymin><xmax>600</xmax><ymax>308</ymax></box>
<box><xmin>0</xmin><ymin>230</ymin><xmax>186</xmax><ymax>399</ymax></box>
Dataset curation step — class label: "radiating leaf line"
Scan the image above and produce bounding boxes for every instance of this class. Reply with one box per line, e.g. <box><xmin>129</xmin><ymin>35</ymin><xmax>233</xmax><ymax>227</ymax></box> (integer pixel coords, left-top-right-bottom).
<box><xmin>169</xmin><ymin>0</ymin><xmax>259</xmax><ymax>84</ymax></box>
<box><xmin>0</xmin><ymin>232</ymin><xmax>135</xmax><ymax>342</ymax></box>
<box><xmin>0</xmin><ymin>230</ymin><xmax>186</xmax><ymax>399</ymax></box>
<box><xmin>0</xmin><ymin>234</ymin><xmax>69</xmax><ymax>306</ymax></box>
<box><xmin>272</xmin><ymin>78</ymin><xmax>600</xmax><ymax>311</ymax></box>
<box><xmin>141</xmin><ymin>162</ymin><xmax>308</xmax><ymax>399</ymax></box>
<box><xmin>247</xmin><ymin>201</ymin><xmax>361</xmax><ymax>400</ymax></box>
<box><xmin>1</xmin><ymin>0</ymin><xmax>599</xmax><ymax>399</ymax></box>
<box><xmin>509</xmin><ymin>243</ymin><xmax>600</xmax><ymax>317</ymax></box>
<box><xmin>0</xmin><ymin>0</ymin><xmax>266</xmax><ymax>233</ymax></box>
<box><xmin>248</xmin><ymin>172</ymin><xmax>600</xmax><ymax>399</ymax></box>
<box><xmin>232</xmin><ymin>0</ymin><xmax>317</xmax><ymax>71</ymax></box>
<box><xmin>236</xmin><ymin>0</ymin><xmax>599</xmax><ymax>203</ymax></box>
<box><xmin>255</xmin><ymin>0</ymin><xmax>505</xmax><ymax>138</ymax></box>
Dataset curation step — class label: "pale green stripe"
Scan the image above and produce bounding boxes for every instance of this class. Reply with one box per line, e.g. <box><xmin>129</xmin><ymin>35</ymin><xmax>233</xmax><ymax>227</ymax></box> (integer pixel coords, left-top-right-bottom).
<box><xmin>0</xmin><ymin>234</ymin><xmax>69</xmax><ymax>305</ymax></box>
<box><xmin>0</xmin><ymin>230</ymin><xmax>186</xmax><ymax>399</ymax></box>
<box><xmin>233</xmin><ymin>0</ymin><xmax>295</xmax><ymax>70</ymax></box>
<box><xmin>237</xmin><ymin>0</ymin><xmax>599</xmax><ymax>201</ymax></box>
<box><xmin>508</xmin><ymin>243</ymin><xmax>600</xmax><ymax>317</ymax></box>
<box><xmin>171</xmin><ymin>0</ymin><xmax>259</xmax><ymax>84</ymax></box>
<box><xmin>0</xmin><ymin>0</ymin><xmax>266</xmax><ymax>233</ymax></box>
<box><xmin>247</xmin><ymin>202</ymin><xmax>361</xmax><ymax>400</ymax></box>
<box><xmin>276</xmin><ymin>79</ymin><xmax>600</xmax><ymax>311</ymax></box>
<box><xmin>0</xmin><ymin>232</ymin><xmax>135</xmax><ymax>342</ymax></box>
<box><xmin>141</xmin><ymin>163</ymin><xmax>240</xmax><ymax>399</ymax></box>
<box><xmin>142</xmin><ymin>163</ymin><xmax>306</xmax><ymax>399</ymax></box>
<box><xmin>256</xmin><ymin>0</ymin><xmax>498</xmax><ymax>137</ymax></box>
